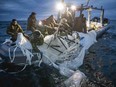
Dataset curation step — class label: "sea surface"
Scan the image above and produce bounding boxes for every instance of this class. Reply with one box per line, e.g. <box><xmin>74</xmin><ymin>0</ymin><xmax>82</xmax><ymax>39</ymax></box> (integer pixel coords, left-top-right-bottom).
<box><xmin>0</xmin><ymin>20</ymin><xmax>116</xmax><ymax>87</ymax></box>
<box><xmin>80</xmin><ymin>20</ymin><xmax>116</xmax><ymax>87</ymax></box>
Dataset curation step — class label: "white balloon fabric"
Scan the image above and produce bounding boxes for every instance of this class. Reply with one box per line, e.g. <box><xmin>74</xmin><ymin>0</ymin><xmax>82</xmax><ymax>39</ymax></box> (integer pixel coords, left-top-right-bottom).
<box><xmin>16</xmin><ymin>33</ymin><xmax>32</xmax><ymax>50</ymax></box>
<box><xmin>37</xmin><ymin>30</ymin><xmax>97</xmax><ymax>78</ymax></box>
<box><xmin>16</xmin><ymin>33</ymin><xmax>33</xmax><ymax>65</ymax></box>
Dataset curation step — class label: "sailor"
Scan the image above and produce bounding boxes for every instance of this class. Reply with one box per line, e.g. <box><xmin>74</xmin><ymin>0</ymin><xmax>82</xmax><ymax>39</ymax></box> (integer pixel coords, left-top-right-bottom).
<box><xmin>61</xmin><ymin>10</ymin><xmax>73</xmax><ymax>27</ymax></box>
<box><xmin>45</xmin><ymin>15</ymin><xmax>58</xmax><ymax>27</ymax></box>
<box><xmin>41</xmin><ymin>15</ymin><xmax>58</xmax><ymax>35</ymax></box>
<box><xmin>7</xmin><ymin>19</ymin><xmax>23</xmax><ymax>42</ymax></box>
<box><xmin>59</xmin><ymin>18</ymin><xmax>72</xmax><ymax>35</ymax></box>
<box><xmin>27</xmin><ymin>12</ymin><xmax>37</xmax><ymax>32</ymax></box>
<box><xmin>73</xmin><ymin>14</ymin><xmax>87</xmax><ymax>33</ymax></box>
<box><xmin>81</xmin><ymin>14</ymin><xmax>87</xmax><ymax>33</ymax></box>
<box><xmin>30</xmin><ymin>30</ymin><xmax>44</xmax><ymax>52</ymax></box>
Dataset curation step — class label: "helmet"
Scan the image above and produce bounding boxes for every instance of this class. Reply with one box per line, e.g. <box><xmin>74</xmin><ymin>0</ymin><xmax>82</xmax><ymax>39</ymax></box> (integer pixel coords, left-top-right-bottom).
<box><xmin>31</xmin><ymin>12</ymin><xmax>36</xmax><ymax>15</ymax></box>
<box><xmin>12</xmin><ymin>19</ymin><xmax>17</xmax><ymax>22</ymax></box>
<box><xmin>33</xmin><ymin>30</ymin><xmax>41</xmax><ymax>37</ymax></box>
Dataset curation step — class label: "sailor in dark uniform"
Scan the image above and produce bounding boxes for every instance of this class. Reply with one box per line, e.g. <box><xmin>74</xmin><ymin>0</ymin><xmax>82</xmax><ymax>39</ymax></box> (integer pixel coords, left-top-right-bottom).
<box><xmin>30</xmin><ymin>30</ymin><xmax>44</xmax><ymax>52</ymax></box>
<box><xmin>7</xmin><ymin>19</ymin><xmax>23</xmax><ymax>42</ymax></box>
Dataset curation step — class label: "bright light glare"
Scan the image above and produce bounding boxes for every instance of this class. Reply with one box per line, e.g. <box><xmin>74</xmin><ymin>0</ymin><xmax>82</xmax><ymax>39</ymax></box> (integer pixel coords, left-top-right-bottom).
<box><xmin>56</xmin><ymin>3</ymin><xmax>64</xmax><ymax>11</ymax></box>
<box><xmin>39</xmin><ymin>21</ymin><xmax>42</xmax><ymax>26</ymax></box>
<box><xmin>71</xmin><ymin>5</ymin><xmax>76</xmax><ymax>10</ymax></box>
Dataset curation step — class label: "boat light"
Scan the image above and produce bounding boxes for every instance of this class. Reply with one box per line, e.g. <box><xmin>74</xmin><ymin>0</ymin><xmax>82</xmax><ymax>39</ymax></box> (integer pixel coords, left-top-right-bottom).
<box><xmin>71</xmin><ymin>5</ymin><xmax>76</xmax><ymax>11</ymax></box>
<box><xmin>56</xmin><ymin>3</ymin><xmax>64</xmax><ymax>11</ymax></box>
<box><xmin>39</xmin><ymin>21</ymin><xmax>42</xmax><ymax>26</ymax></box>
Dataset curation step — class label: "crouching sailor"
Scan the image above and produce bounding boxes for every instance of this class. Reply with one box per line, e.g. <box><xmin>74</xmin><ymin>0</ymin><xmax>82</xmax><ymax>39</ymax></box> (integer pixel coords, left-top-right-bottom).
<box><xmin>30</xmin><ymin>30</ymin><xmax>44</xmax><ymax>52</ymax></box>
<box><xmin>6</xmin><ymin>19</ymin><xmax>24</xmax><ymax>42</ymax></box>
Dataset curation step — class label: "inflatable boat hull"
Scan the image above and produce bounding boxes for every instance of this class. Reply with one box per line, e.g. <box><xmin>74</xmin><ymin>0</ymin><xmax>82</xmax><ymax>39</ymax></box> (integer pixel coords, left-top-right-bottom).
<box><xmin>0</xmin><ymin>44</ymin><xmax>39</xmax><ymax>64</ymax></box>
<box><xmin>0</xmin><ymin>25</ymin><xmax>110</xmax><ymax>65</ymax></box>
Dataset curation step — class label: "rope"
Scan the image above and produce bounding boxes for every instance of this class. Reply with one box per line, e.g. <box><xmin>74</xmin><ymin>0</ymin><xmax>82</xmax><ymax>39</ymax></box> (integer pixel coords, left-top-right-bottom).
<box><xmin>2</xmin><ymin>38</ymin><xmax>12</xmax><ymax>45</ymax></box>
<box><xmin>8</xmin><ymin>43</ymin><xmax>34</xmax><ymax>65</ymax></box>
<box><xmin>8</xmin><ymin>45</ymin><xmax>32</xmax><ymax>73</ymax></box>
<box><xmin>5</xmin><ymin>64</ymin><xmax>27</xmax><ymax>74</ymax></box>
<box><xmin>11</xmin><ymin>46</ymin><xmax>18</xmax><ymax>62</ymax></box>
<box><xmin>8</xmin><ymin>45</ymin><xmax>18</xmax><ymax>62</ymax></box>
<box><xmin>6</xmin><ymin>33</ymin><xmax>34</xmax><ymax>74</ymax></box>
<box><xmin>37</xmin><ymin>51</ymin><xmax>43</xmax><ymax>67</ymax></box>
<box><xmin>8</xmin><ymin>47</ymin><xmax>34</xmax><ymax>74</ymax></box>
<box><xmin>7</xmin><ymin>45</ymin><xmax>27</xmax><ymax>74</ymax></box>
<box><xmin>9</xmin><ymin>47</ymin><xmax>12</xmax><ymax>60</ymax></box>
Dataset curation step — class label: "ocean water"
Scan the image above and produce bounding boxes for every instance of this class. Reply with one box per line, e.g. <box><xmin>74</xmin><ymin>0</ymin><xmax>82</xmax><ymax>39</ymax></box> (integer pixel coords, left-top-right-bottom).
<box><xmin>0</xmin><ymin>20</ymin><xmax>116</xmax><ymax>87</ymax></box>
<box><xmin>81</xmin><ymin>20</ymin><xmax>116</xmax><ymax>86</ymax></box>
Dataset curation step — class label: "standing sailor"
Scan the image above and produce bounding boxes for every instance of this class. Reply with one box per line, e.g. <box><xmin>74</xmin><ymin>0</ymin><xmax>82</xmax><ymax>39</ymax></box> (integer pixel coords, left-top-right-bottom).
<box><xmin>27</xmin><ymin>12</ymin><xmax>37</xmax><ymax>32</ymax></box>
<box><xmin>73</xmin><ymin>14</ymin><xmax>87</xmax><ymax>33</ymax></box>
<box><xmin>81</xmin><ymin>14</ymin><xmax>87</xmax><ymax>33</ymax></box>
<box><xmin>61</xmin><ymin>10</ymin><xmax>73</xmax><ymax>27</ymax></box>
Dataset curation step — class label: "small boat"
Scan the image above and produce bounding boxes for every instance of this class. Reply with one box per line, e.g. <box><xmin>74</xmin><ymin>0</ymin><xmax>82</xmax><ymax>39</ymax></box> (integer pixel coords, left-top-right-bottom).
<box><xmin>0</xmin><ymin>2</ymin><xmax>110</xmax><ymax>66</ymax></box>
<box><xmin>0</xmin><ymin>2</ymin><xmax>111</xmax><ymax>86</ymax></box>
<box><xmin>0</xmin><ymin>23</ymin><xmax>110</xmax><ymax>66</ymax></box>
<box><xmin>0</xmin><ymin>4</ymin><xmax>110</xmax><ymax>66</ymax></box>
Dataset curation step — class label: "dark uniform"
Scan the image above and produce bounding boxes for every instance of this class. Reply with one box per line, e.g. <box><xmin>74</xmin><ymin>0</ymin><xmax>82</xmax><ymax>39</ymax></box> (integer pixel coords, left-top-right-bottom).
<box><xmin>61</xmin><ymin>10</ymin><xmax>73</xmax><ymax>27</ymax></box>
<box><xmin>41</xmin><ymin>15</ymin><xmax>58</xmax><ymax>35</ymax></box>
<box><xmin>59</xmin><ymin>18</ymin><xmax>72</xmax><ymax>35</ymax></box>
<box><xmin>73</xmin><ymin>17</ymin><xmax>82</xmax><ymax>32</ymax></box>
<box><xmin>30</xmin><ymin>30</ymin><xmax>44</xmax><ymax>52</ymax></box>
<box><xmin>73</xmin><ymin>14</ymin><xmax>87</xmax><ymax>33</ymax></box>
<box><xmin>27</xmin><ymin>12</ymin><xmax>37</xmax><ymax>32</ymax></box>
<box><xmin>82</xmin><ymin>16</ymin><xmax>87</xmax><ymax>33</ymax></box>
<box><xmin>7</xmin><ymin>19</ymin><xmax>23</xmax><ymax>42</ymax></box>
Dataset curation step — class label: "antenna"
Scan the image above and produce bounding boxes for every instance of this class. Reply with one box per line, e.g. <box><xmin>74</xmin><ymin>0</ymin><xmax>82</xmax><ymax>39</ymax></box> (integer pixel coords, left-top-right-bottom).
<box><xmin>86</xmin><ymin>0</ymin><xmax>90</xmax><ymax>6</ymax></box>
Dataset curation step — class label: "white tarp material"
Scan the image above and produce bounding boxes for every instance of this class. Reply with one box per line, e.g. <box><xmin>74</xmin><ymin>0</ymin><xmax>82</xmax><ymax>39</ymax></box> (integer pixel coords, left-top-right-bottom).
<box><xmin>4</xmin><ymin>30</ymin><xmax>97</xmax><ymax>73</ymax></box>
<box><xmin>59</xmin><ymin>30</ymin><xmax>97</xmax><ymax>70</ymax></box>
<box><xmin>64</xmin><ymin>70</ymin><xmax>86</xmax><ymax>87</ymax></box>
<box><xmin>16</xmin><ymin>33</ymin><xmax>33</xmax><ymax>65</ymax></box>
<box><xmin>79</xmin><ymin>30</ymin><xmax>97</xmax><ymax>50</ymax></box>
<box><xmin>16</xmin><ymin>33</ymin><xmax>32</xmax><ymax>50</ymax></box>
<box><xmin>3</xmin><ymin>31</ymin><xmax>97</xmax><ymax>86</ymax></box>
<box><xmin>3</xmin><ymin>33</ymin><xmax>33</xmax><ymax>65</ymax></box>
<box><xmin>37</xmin><ymin>30</ymin><xmax>97</xmax><ymax>77</ymax></box>
<box><xmin>38</xmin><ymin>34</ymin><xmax>73</xmax><ymax>64</ymax></box>
<box><xmin>60</xmin><ymin>30</ymin><xmax>96</xmax><ymax>87</ymax></box>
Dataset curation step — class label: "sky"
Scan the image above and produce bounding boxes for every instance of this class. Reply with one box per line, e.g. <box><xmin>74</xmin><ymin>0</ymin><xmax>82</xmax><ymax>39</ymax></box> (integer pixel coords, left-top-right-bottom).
<box><xmin>0</xmin><ymin>0</ymin><xmax>116</xmax><ymax>21</ymax></box>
